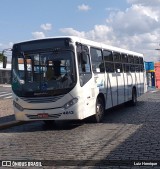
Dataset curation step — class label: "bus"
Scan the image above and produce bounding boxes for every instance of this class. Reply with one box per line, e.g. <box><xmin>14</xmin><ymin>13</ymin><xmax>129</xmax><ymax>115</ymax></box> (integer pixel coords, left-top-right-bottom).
<box><xmin>6</xmin><ymin>36</ymin><xmax>147</xmax><ymax>123</ymax></box>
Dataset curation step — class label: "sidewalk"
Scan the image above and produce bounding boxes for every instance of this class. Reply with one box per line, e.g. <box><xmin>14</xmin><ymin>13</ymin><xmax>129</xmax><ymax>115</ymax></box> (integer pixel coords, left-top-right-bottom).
<box><xmin>0</xmin><ymin>99</ymin><xmax>20</xmax><ymax>130</ymax></box>
<box><xmin>147</xmin><ymin>86</ymin><xmax>157</xmax><ymax>92</ymax></box>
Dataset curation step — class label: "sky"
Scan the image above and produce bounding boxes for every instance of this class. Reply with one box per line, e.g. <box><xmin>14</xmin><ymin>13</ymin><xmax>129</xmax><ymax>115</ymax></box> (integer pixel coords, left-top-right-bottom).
<box><xmin>0</xmin><ymin>0</ymin><xmax>160</xmax><ymax>62</ymax></box>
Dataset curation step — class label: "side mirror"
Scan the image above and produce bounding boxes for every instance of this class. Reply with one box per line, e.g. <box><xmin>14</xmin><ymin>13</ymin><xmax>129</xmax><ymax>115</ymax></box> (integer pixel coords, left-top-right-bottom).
<box><xmin>81</xmin><ymin>51</ymin><xmax>87</xmax><ymax>64</ymax></box>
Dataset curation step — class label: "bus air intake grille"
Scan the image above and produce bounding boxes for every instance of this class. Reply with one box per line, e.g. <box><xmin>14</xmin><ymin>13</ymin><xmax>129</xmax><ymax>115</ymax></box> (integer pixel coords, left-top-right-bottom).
<box><xmin>26</xmin><ymin>113</ymin><xmax>62</xmax><ymax>119</ymax></box>
<box><xmin>20</xmin><ymin>95</ymin><xmax>64</xmax><ymax>103</ymax></box>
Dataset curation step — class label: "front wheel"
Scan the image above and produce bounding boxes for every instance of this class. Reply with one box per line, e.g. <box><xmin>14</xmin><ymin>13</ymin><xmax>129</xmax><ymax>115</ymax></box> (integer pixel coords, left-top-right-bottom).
<box><xmin>92</xmin><ymin>97</ymin><xmax>105</xmax><ymax>123</ymax></box>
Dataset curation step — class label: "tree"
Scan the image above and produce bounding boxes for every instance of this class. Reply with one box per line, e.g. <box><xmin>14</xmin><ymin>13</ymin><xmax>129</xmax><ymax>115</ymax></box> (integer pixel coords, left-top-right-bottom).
<box><xmin>0</xmin><ymin>53</ymin><xmax>4</xmax><ymax>62</ymax></box>
<box><xmin>0</xmin><ymin>52</ymin><xmax>7</xmax><ymax>68</ymax></box>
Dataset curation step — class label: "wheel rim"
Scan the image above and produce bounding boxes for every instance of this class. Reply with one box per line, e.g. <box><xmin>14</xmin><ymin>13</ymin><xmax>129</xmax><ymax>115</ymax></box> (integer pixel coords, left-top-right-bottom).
<box><xmin>96</xmin><ymin>102</ymin><xmax>104</xmax><ymax>121</ymax></box>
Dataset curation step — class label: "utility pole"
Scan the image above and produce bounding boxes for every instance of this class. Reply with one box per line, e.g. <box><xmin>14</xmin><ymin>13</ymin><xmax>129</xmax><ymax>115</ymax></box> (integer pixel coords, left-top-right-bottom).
<box><xmin>155</xmin><ymin>43</ymin><xmax>160</xmax><ymax>61</ymax></box>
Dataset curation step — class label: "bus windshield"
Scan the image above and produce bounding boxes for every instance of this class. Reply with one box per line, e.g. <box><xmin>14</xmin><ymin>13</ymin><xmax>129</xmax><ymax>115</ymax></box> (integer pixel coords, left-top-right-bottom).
<box><xmin>12</xmin><ymin>50</ymin><xmax>76</xmax><ymax>97</ymax></box>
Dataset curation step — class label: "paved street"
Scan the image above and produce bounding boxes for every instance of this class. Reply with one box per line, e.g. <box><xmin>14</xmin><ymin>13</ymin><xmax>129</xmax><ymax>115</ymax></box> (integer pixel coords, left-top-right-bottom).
<box><xmin>0</xmin><ymin>90</ymin><xmax>160</xmax><ymax>168</ymax></box>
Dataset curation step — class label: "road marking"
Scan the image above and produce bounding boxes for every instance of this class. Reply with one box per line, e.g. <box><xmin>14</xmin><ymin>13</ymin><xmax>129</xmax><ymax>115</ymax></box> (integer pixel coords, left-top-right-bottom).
<box><xmin>0</xmin><ymin>92</ymin><xmax>8</xmax><ymax>94</ymax></box>
<box><xmin>150</xmin><ymin>91</ymin><xmax>157</xmax><ymax>93</ymax></box>
<box><xmin>4</xmin><ymin>96</ymin><xmax>12</xmax><ymax>99</ymax></box>
<box><xmin>0</xmin><ymin>93</ymin><xmax>12</xmax><ymax>98</ymax></box>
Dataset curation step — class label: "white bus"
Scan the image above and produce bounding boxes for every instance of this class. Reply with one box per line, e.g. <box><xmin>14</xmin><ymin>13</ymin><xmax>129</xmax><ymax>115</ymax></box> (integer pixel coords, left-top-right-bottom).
<box><xmin>8</xmin><ymin>36</ymin><xmax>147</xmax><ymax>123</ymax></box>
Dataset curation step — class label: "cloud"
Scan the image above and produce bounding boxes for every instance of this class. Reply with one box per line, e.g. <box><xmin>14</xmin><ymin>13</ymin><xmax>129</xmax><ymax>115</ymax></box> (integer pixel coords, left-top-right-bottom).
<box><xmin>127</xmin><ymin>0</ymin><xmax>160</xmax><ymax>6</ymax></box>
<box><xmin>78</xmin><ymin>4</ymin><xmax>91</xmax><ymax>11</ymax></box>
<box><xmin>40</xmin><ymin>23</ymin><xmax>52</xmax><ymax>31</ymax></box>
<box><xmin>32</xmin><ymin>32</ymin><xmax>46</xmax><ymax>39</ymax></box>
<box><xmin>61</xmin><ymin>1</ymin><xmax>160</xmax><ymax>62</ymax></box>
<box><xmin>0</xmin><ymin>42</ymin><xmax>13</xmax><ymax>49</ymax></box>
<box><xmin>60</xmin><ymin>28</ymin><xmax>86</xmax><ymax>38</ymax></box>
<box><xmin>106</xmin><ymin>4</ymin><xmax>159</xmax><ymax>36</ymax></box>
<box><xmin>106</xmin><ymin>7</ymin><xmax>120</xmax><ymax>12</ymax></box>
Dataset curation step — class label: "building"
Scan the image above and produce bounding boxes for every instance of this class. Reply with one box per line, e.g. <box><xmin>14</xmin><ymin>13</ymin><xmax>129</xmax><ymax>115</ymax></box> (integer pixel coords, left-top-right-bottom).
<box><xmin>0</xmin><ymin>63</ymin><xmax>11</xmax><ymax>84</ymax></box>
<box><xmin>155</xmin><ymin>62</ymin><xmax>160</xmax><ymax>89</ymax></box>
<box><xmin>145</xmin><ymin>62</ymin><xmax>155</xmax><ymax>87</ymax></box>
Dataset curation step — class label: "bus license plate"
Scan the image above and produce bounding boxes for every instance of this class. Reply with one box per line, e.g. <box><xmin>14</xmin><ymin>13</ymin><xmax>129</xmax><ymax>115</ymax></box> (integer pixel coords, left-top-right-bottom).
<box><xmin>38</xmin><ymin>113</ymin><xmax>49</xmax><ymax>118</ymax></box>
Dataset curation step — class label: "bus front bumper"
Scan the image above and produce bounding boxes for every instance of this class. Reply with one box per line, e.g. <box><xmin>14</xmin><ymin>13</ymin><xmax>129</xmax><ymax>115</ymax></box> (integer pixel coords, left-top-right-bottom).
<box><xmin>14</xmin><ymin>106</ymin><xmax>83</xmax><ymax>121</ymax></box>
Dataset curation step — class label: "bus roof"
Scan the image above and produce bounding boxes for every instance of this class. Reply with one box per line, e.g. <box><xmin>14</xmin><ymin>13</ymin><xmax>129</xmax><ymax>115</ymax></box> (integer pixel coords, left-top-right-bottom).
<box><xmin>14</xmin><ymin>36</ymin><xmax>143</xmax><ymax>57</ymax></box>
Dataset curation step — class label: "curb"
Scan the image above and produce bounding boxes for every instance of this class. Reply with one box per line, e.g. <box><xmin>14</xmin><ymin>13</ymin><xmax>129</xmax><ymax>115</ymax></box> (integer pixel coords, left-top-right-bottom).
<box><xmin>0</xmin><ymin>121</ymin><xmax>24</xmax><ymax>130</ymax></box>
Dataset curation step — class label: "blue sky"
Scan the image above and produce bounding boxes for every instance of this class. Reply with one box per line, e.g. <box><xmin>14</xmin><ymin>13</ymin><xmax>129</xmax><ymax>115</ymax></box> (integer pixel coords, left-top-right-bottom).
<box><xmin>0</xmin><ymin>0</ymin><xmax>160</xmax><ymax>61</ymax></box>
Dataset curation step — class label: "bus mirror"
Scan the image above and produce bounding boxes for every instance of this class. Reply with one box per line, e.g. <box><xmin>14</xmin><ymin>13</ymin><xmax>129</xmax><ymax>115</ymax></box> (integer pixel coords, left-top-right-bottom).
<box><xmin>81</xmin><ymin>51</ymin><xmax>87</xmax><ymax>64</ymax></box>
<box><xmin>3</xmin><ymin>56</ymin><xmax>7</xmax><ymax>68</ymax></box>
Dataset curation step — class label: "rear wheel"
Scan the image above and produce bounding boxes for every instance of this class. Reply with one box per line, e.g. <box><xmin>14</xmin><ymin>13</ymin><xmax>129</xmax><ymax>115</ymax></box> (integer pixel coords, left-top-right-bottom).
<box><xmin>92</xmin><ymin>97</ymin><xmax>105</xmax><ymax>123</ymax></box>
<box><xmin>130</xmin><ymin>88</ymin><xmax>137</xmax><ymax>106</ymax></box>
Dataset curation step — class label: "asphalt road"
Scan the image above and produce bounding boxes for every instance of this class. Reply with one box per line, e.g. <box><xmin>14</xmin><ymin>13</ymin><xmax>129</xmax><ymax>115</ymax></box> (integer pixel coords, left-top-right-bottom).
<box><xmin>0</xmin><ymin>90</ymin><xmax>160</xmax><ymax>168</ymax></box>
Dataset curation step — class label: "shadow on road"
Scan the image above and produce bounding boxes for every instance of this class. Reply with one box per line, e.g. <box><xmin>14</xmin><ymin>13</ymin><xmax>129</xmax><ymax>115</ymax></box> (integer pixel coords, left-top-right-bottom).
<box><xmin>0</xmin><ymin>114</ymin><xmax>15</xmax><ymax>124</ymax></box>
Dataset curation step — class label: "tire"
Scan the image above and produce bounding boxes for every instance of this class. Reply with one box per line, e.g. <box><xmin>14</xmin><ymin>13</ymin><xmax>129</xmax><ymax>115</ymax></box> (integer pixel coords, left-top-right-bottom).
<box><xmin>92</xmin><ymin>97</ymin><xmax>105</xmax><ymax>123</ymax></box>
<box><xmin>130</xmin><ymin>88</ymin><xmax>137</xmax><ymax>106</ymax></box>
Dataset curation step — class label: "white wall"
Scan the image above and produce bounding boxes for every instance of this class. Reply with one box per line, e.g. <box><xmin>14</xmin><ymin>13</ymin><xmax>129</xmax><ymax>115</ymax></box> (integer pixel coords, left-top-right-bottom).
<box><xmin>0</xmin><ymin>63</ymin><xmax>11</xmax><ymax>70</ymax></box>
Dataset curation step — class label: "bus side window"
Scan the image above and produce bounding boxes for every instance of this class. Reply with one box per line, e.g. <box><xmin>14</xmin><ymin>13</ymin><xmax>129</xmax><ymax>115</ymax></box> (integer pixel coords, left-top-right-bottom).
<box><xmin>139</xmin><ymin>57</ymin><xmax>144</xmax><ymax>72</ymax></box>
<box><xmin>115</xmin><ymin>63</ymin><xmax>123</xmax><ymax>73</ymax></box>
<box><xmin>90</xmin><ymin>48</ymin><xmax>105</xmax><ymax>73</ymax></box>
<box><xmin>103</xmin><ymin>50</ymin><xmax>114</xmax><ymax>73</ymax></box>
<box><xmin>113</xmin><ymin>52</ymin><xmax>121</xmax><ymax>62</ymax></box>
<box><xmin>124</xmin><ymin>64</ymin><xmax>130</xmax><ymax>73</ymax></box>
<box><xmin>105</xmin><ymin>62</ymin><xmax>114</xmax><ymax>73</ymax></box>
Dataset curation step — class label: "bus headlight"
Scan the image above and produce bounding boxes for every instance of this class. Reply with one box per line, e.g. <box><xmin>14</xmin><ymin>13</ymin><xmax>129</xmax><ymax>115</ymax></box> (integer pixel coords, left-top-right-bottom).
<box><xmin>13</xmin><ymin>101</ymin><xmax>24</xmax><ymax>111</ymax></box>
<box><xmin>63</xmin><ymin>98</ymin><xmax>78</xmax><ymax>110</ymax></box>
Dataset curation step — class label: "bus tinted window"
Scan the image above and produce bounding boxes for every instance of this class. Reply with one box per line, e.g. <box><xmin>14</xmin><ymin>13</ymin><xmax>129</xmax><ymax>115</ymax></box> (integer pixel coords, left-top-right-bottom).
<box><xmin>121</xmin><ymin>54</ymin><xmax>128</xmax><ymax>63</ymax></box>
<box><xmin>90</xmin><ymin>48</ymin><xmax>105</xmax><ymax>73</ymax></box>
<box><xmin>124</xmin><ymin>64</ymin><xmax>130</xmax><ymax>73</ymax></box>
<box><xmin>130</xmin><ymin>65</ymin><xmax>135</xmax><ymax>72</ymax></box>
<box><xmin>134</xmin><ymin>56</ymin><xmax>139</xmax><ymax>64</ymax></box>
<box><xmin>105</xmin><ymin>62</ymin><xmax>114</xmax><ymax>73</ymax></box>
<box><xmin>140</xmin><ymin>64</ymin><xmax>144</xmax><ymax>72</ymax></box>
<box><xmin>115</xmin><ymin>63</ymin><xmax>123</xmax><ymax>73</ymax></box>
<box><xmin>113</xmin><ymin>52</ymin><xmax>121</xmax><ymax>62</ymax></box>
<box><xmin>103</xmin><ymin>50</ymin><xmax>113</xmax><ymax>62</ymax></box>
<box><xmin>128</xmin><ymin>55</ymin><xmax>134</xmax><ymax>63</ymax></box>
<box><xmin>139</xmin><ymin>57</ymin><xmax>144</xmax><ymax>64</ymax></box>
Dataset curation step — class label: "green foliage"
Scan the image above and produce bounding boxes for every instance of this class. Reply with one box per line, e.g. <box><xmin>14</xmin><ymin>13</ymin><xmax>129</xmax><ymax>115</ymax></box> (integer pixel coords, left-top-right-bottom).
<box><xmin>0</xmin><ymin>53</ymin><xmax>4</xmax><ymax>62</ymax></box>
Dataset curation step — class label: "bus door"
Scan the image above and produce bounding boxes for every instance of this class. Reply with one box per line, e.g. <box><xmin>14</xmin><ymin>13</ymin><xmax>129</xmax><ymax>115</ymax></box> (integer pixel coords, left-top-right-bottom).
<box><xmin>90</xmin><ymin>47</ymin><xmax>106</xmax><ymax>105</ymax></box>
<box><xmin>76</xmin><ymin>43</ymin><xmax>95</xmax><ymax>118</ymax></box>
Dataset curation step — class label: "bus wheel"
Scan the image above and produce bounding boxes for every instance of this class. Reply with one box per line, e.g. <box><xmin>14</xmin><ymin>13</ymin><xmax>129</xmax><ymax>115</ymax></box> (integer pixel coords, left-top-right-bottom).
<box><xmin>92</xmin><ymin>97</ymin><xmax>105</xmax><ymax>123</ymax></box>
<box><xmin>130</xmin><ymin>88</ymin><xmax>137</xmax><ymax>106</ymax></box>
